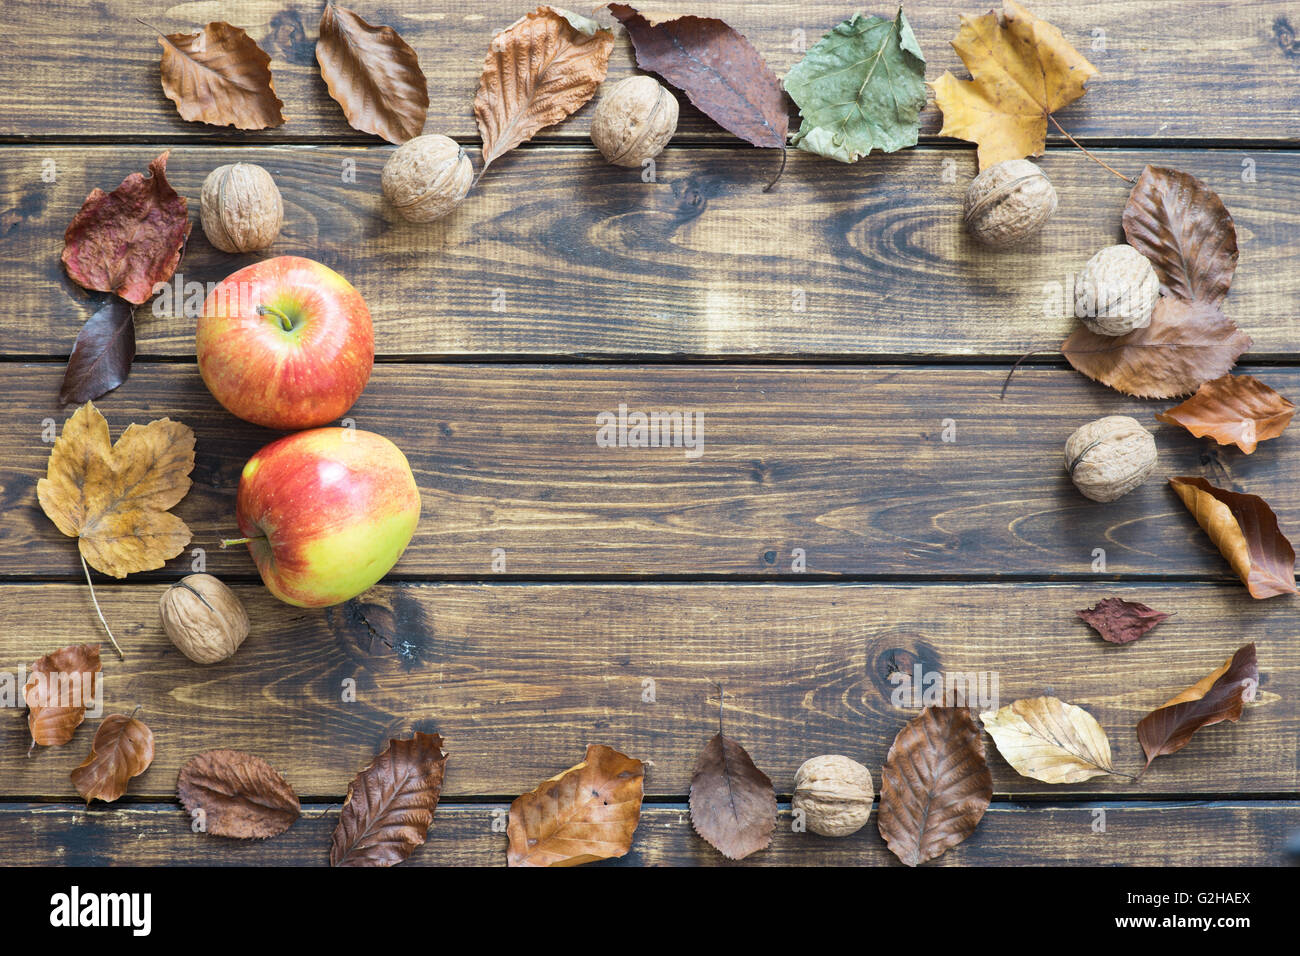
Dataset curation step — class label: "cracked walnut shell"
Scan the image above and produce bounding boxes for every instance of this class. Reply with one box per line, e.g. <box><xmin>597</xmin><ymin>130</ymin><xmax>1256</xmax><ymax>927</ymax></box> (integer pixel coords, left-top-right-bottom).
<box><xmin>792</xmin><ymin>754</ymin><xmax>874</xmax><ymax>837</ymax></box>
<box><xmin>1065</xmin><ymin>416</ymin><xmax>1158</xmax><ymax>502</ymax></box>
<box><xmin>1074</xmin><ymin>243</ymin><xmax>1160</xmax><ymax>336</ymax></box>
<box><xmin>200</xmin><ymin>163</ymin><xmax>283</xmax><ymax>254</ymax></box>
<box><xmin>160</xmin><ymin>574</ymin><xmax>250</xmax><ymax>664</ymax></box>
<box><xmin>963</xmin><ymin>159</ymin><xmax>1057</xmax><ymax>248</ymax></box>
<box><xmin>590</xmin><ymin>76</ymin><xmax>679</xmax><ymax>167</ymax></box>
<box><xmin>382</xmin><ymin>134</ymin><xmax>474</xmax><ymax>223</ymax></box>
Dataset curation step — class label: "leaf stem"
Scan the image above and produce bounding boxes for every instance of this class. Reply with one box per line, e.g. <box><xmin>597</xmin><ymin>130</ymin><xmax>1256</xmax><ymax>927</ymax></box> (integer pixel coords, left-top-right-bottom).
<box><xmin>80</xmin><ymin>553</ymin><xmax>124</xmax><ymax>660</ymax></box>
<box><xmin>1048</xmin><ymin>114</ymin><xmax>1136</xmax><ymax>184</ymax></box>
<box><xmin>762</xmin><ymin>147</ymin><xmax>787</xmax><ymax>193</ymax></box>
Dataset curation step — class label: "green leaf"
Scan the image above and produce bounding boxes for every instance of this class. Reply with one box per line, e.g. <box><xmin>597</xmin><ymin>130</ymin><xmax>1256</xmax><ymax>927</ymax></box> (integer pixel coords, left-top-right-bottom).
<box><xmin>785</xmin><ymin>9</ymin><xmax>926</xmax><ymax>163</ymax></box>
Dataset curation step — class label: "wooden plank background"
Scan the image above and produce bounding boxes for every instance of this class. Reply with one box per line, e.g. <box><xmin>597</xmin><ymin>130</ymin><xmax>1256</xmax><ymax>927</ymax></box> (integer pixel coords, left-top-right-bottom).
<box><xmin>1</xmin><ymin>0</ymin><xmax>1297</xmax><ymax>867</ymax></box>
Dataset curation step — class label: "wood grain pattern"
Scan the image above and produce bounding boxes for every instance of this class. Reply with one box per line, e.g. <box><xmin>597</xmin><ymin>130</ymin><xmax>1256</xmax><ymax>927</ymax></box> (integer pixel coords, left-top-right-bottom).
<box><xmin>0</xmin><ymin>582</ymin><xmax>1292</xmax><ymax>799</ymax></box>
<box><xmin>4</xmin><ymin>363</ymin><xmax>1298</xmax><ymax>579</ymax></box>
<box><xmin>3</xmin><ymin>2</ymin><xmax>1298</xmax><ymax>143</ymax></box>
<box><xmin>5</xmin><ymin>146</ymin><xmax>1297</xmax><ymax>358</ymax></box>
<box><xmin>5</xmin><ymin>801</ymin><xmax>1295</xmax><ymax>866</ymax></box>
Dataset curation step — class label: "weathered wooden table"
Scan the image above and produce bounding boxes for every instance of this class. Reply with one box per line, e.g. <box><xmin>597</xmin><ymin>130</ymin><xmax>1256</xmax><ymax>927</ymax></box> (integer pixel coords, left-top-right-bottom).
<box><xmin>2</xmin><ymin>1</ymin><xmax>1297</xmax><ymax>866</ymax></box>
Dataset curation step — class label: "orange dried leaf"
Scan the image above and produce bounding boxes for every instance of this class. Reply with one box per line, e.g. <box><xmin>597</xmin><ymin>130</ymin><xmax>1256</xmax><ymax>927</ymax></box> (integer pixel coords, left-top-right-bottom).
<box><xmin>331</xmin><ymin>733</ymin><xmax>447</xmax><ymax>867</ymax></box>
<box><xmin>1137</xmin><ymin>644</ymin><xmax>1258</xmax><ymax>767</ymax></box>
<box><xmin>70</xmin><ymin>713</ymin><xmax>155</xmax><ymax>804</ymax></box>
<box><xmin>159</xmin><ymin>22</ymin><xmax>286</xmax><ymax>130</ymax></box>
<box><xmin>24</xmin><ymin>644</ymin><xmax>102</xmax><ymax>747</ymax></box>
<box><xmin>1157</xmin><ymin>374</ymin><xmax>1295</xmax><ymax>453</ymax></box>
<box><xmin>177</xmin><ymin>749</ymin><xmax>301</xmax><ymax>839</ymax></box>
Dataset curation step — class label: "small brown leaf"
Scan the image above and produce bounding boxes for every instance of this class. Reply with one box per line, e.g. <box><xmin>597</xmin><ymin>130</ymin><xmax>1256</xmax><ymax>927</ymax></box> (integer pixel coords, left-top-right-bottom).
<box><xmin>70</xmin><ymin>714</ymin><xmax>155</xmax><ymax>804</ymax></box>
<box><xmin>1123</xmin><ymin>165</ymin><xmax>1239</xmax><ymax>307</ymax></box>
<box><xmin>475</xmin><ymin>7</ymin><xmax>614</xmax><ymax>173</ymax></box>
<box><xmin>158</xmin><ymin>21</ymin><xmax>286</xmax><ymax>130</ymax></box>
<box><xmin>879</xmin><ymin>706</ymin><xmax>991</xmax><ymax>866</ymax></box>
<box><xmin>507</xmin><ymin>744</ymin><xmax>644</xmax><ymax>866</ymax></box>
<box><xmin>316</xmin><ymin>2</ymin><xmax>429</xmax><ymax>144</ymax></box>
<box><xmin>61</xmin><ymin>152</ymin><xmax>191</xmax><ymax>306</ymax></box>
<box><xmin>688</xmin><ymin>732</ymin><xmax>777</xmax><ymax>860</ymax></box>
<box><xmin>24</xmin><ymin>644</ymin><xmax>101</xmax><ymax>747</ymax></box>
<box><xmin>1156</xmin><ymin>373</ymin><xmax>1295</xmax><ymax>454</ymax></box>
<box><xmin>330</xmin><ymin>732</ymin><xmax>447</xmax><ymax>867</ymax></box>
<box><xmin>1077</xmin><ymin>598</ymin><xmax>1170</xmax><ymax>645</ymax></box>
<box><xmin>1061</xmin><ymin>296</ymin><xmax>1252</xmax><ymax>399</ymax></box>
<box><xmin>177</xmin><ymin>749</ymin><xmax>300</xmax><ymax>839</ymax></box>
<box><xmin>1170</xmin><ymin>477</ymin><xmax>1297</xmax><ymax>598</ymax></box>
<box><xmin>60</xmin><ymin>297</ymin><xmax>135</xmax><ymax>406</ymax></box>
<box><xmin>1137</xmin><ymin>644</ymin><xmax>1258</xmax><ymax>767</ymax></box>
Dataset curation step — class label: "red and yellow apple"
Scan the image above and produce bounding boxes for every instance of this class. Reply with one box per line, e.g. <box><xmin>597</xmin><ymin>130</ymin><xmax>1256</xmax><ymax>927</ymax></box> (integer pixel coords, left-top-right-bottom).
<box><xmin>227</xmin><ymin>427</ymin><xmax>421</xmax><ymax>607</ymax></box>
<box><xmin>197</xmin><ymin>256</ymin><xmax>373</xmax><ymax>430</ymax></box>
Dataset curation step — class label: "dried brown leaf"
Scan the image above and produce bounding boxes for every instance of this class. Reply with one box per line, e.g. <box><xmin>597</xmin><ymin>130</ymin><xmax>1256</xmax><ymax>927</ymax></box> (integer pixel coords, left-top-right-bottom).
<box><xmin>60</xmin><ymin>297</ymin><xmax>135</xmax><ymax>406</ymax></box>
<box><xmin>1061</xmin><ymin>296</ymin><xmax>1252</xmax><ymax>399</ymax></box>
<box><xmin>317</xmin><ymin>3</ymin><xmax>429</xmax><ymax>144</ymax></box>
<box><xmin>1123</xmin><ymin>165</ymin><xmax>1239</xmax><ymax>307</ymax></box>
<box><xmin>980</xmin><ymin>696</ymin><xmax>1119</xmax><ymax>783</ymax></box>
<box><xmin>1156</xmin><ymin>373</ymin><xmax>1295</xmax><ymax>454</ymax></box>
<box><xmin>1137</xmin><ymin>644</ymin><xmax>1258</xmax><ymax>767</ymax></box>
<box><xmin>1077</xmin><ymin>598</ymin><xmax>1170</xmax><ymax>645</ymax></box>
<box><xmin>177</xmin><ymin>749</ymin><xmax>301</xmax><ymax>839</ymax></box>
<box><xmin>70</xmin><ymin>713</ymin><xmax>155</xmax><ymax>804</ymax></box>
<box><xmin>879</xmin><ymin>706</ymin><xmax>991</xmax><ymax>866</ymax></box>
<box><xmin>24</xmin><ymin>644</ymin><xmax>101</xmax><ymax>747</ymax></box>
<box><xmin>688</xmin><ymin>732</ymin><xmax>777</xmax><ymax>860</ymax></box>
<box><xmin>158</xmin><ymin>21</ymin><xmax>286</xmax><ymax>130</ymax></box>
<box><xmin>330</xmin><ymin>732</ymin><xmax>448</xmax><ymax>867</ymax></box>
<box><xmin>507</xmin><ymin>743</ymin><xmax>644</xmax><ymax>866</ymax></box>
<box><xmin>1169</xmin><ymin>477</ymin><xmax>1297</xmax><ymax>598</ymax></box>
<box><xmin>475</xmin><ymin>7</ymin><xmax>614</xmax><ymax>173</ymax></box>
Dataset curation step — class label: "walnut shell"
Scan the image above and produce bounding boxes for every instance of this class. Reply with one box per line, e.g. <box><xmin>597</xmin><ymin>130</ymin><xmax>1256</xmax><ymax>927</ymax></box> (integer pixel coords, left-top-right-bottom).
<box><xmin>200</xmin><ymin>163</ymin><xmax>283</xmax><ymax>254</ymax></box>
<box><xmin>792</xmin><ymin>754</ymin><xmax>874</xmax><ymax>837</ymax></box>
<box><xmin>963</xmin><ymin>159</ymin><xmax>1057</xmax><ymax>248</ymax></box>
<box><xmin>160</xmin><ymin>574</ymin><xmax>250</xmax><ymax>664</ymax></box>
<box><xmin>590</xmin><ymin>76</ymin><xmax>679</xmax><ymax>167</ymax></box>
<box><xmin>1065</xmin><ymin>416</ymin><xmax>1158</xmax><ymax>502</ymax></box>
<box><xmin>1074</xmin><ymin>244</ymin><xmax>1160</xmax><ymax>335</ymax></box>
<box><xmin>381</xmin><ymin>134</ymin><xmax>473</xmax><ymax>223</ymax></box>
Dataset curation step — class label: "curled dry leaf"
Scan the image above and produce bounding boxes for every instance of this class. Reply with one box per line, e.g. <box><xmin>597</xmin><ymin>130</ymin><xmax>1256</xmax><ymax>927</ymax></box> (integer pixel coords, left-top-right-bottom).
<box><xmin>981</xmin><ymin>696</ymin><xmax>1119</xmax><ymax>784</ymax></box>
<box><xmin>60</xmin><ymin>297</ymin><xmax>135</xmax><ymax>406</ymax></box>
<box><xmin>330</xmin><ymin>732</ymin><xmax>448</xmax><ymax>867</ymax></box>
<box><xmin>70</xmin><ymin>713</ymin><xmax>155</xmax><ymax>804</ymax></box>
<box><xmin>36</xmin><ymin>403</ymin><xmax>195</xmax><ymax>578</ymax></box>
<box><xmin>178</xmin><ymin>749</ymin><xmax>300</xmax><ymax>839</ymax></box>
<box><xmin>158</xmin><ymin>21</ymin><xmax>286</xmax><ymax>130</ymax></box>
<box><xmin>61</xmin><ymin>151</ymin><xmax>191</xmax><ymax>306</ymax></box>
<box><xmin>507</xmin><ymin>744</ymin><xmax>644</xmax><ymax>866</ymax></box>
<box><xmin>317</xmin><ymin>3</ymin><xmax>429</xmax><ymax>144</ymax></box>
<box><xmin>24</xmin><ymin>644</ymin><xmax>101</xmax><ymax>747</ymax></box>
<box><xmin>609</xmin><ymin>4</ymin><xmax>787</xmax><ymax>151</ymax></box>
<box><xmin>1156</xmin><ymin>374</ymin><xmax>1295</xmax><ymax>454</ymax></box>
<box><xmin>1061</xmin><ymin>297</ymin><xmax>1252</xmax><ymax>399</ymax></box>
<box><xmin>1169</xmin><ymin>477</ymin><xmax>1297</xmax><ymax>598</ymax></box>
<box><xmin>930</xmin><ymin>0</ymin><xmax>1097</xmax><ymax>170</ymax></box>
<box><xmin>1123</xmin><ymin>165</ymin><xmax>1238</xmax><ymax>307</ymax></box>
<box><xmin>878</xmin><ymin>706</ymin><xmax>991</xmax><ymax>866</ymax></box>
<box><xmin>1077</xmin><ymin>597</ymin><xmax>1170</xmax><ymax>645</ymax></box>
<box><xmin>475</xmin><ymin>7</ymin><xmax>613</xmax><ymax>173</ymax></box>
<box><xmin>688</xmin><ymin>732</ymin><xmax>777</xmax><ymax>860</ymax></box>
<box><xmin>1137</xmin><ymin>644</ymin><xmax>1258</xmax><ymax>767</ymax></box>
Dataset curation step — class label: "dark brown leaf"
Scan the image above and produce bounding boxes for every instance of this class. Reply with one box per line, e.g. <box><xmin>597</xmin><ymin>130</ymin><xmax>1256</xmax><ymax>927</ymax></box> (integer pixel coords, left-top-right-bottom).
<box><xmin>59</xmin><ymin>297</ymin><xmax>135</xmax><ymax>405</ymax></box>
<box><xmin>61</xmin><ymin>152</ymin><xmax>191</xmax><ymax>306</ymax></box>
<box><xmin>1170</xmin><ymin>477</ymin><xmax>1297</xmax><ymax>598</ymax></box>
<box><xmin>24</xmin><ymin>644</ymin><xmax>101</xmax><ymax>747</ymax></box>
<box><xmin>1156</xmin><ymin>373</ymin><xmax>1295</xmax><ymax>454</ymax></box>
<box><xmin>688</xmin><ymin>732</ymin><xmax>776</xmax><ymax>860</ymax></box>
<box><xmin>316</xmin><ymin>3</ymin><xmax>428</xmax><ymax>144</ymax></box>
<box><xmin>879</xmin><ymin>706</ymin><xmax>991</xmax><ymax>866</ymax></box>
<box><xmin>1077</xmin><ymin>598</ymin><xmax>1170</xmax><ymax>645</ymax></box>
<box><xmin>609</xmin><ymin>5</ymin><xmax>788</xmax><ymax>149</ymax></box>
<box><xmin>1138</xmin><ymin>644</ymin><xmax>1258</xmax><ymax>767</ymax></box>
<box><xmin>158</xmin><ymin>21</ymin><xmax>286</xmax><ymax>130</ymax></box>
<box><xmin>331</xmin><ymin>732</ymin><xmax>447</xmax><ymax>867</ymax></box>
<box><xmin>70</xmin><ymin>713</ymin><xmax>155</xmax><ymax>804</ymax></box>
<box><xmin>177</xmin><ymin>749</ymin><xmax>300</xmax><ymax>839</ymax></box>
<box><xmin>1123</xmin><ymin>165</ymin><xmax>1238</xmax><ymax>307</ymax></box>
<box><xmin>1061</xmin><ymin>296</ymin><xmax>1252</xmax><ymax>399</ymax></box>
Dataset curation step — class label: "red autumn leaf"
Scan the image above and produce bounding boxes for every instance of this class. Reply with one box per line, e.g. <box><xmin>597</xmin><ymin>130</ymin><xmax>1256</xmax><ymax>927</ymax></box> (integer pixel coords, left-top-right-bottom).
<box><xmin>1137</xmin><ymin>644</ymin><xmax>1258</xmax><ymax>767</ymax></box>
<box><xmin>61</xmin><ymin>152</ymin><xmax>191</xmax><ymax>306</ymax></box>
<box><xmin>70</xmin><ymin>713</ymin><xmax>155</xmax><ymax>804</ymax></box>
<box><xmin>158</xmin><ymin>21</ymin><xmax>286</xmax><ymax>130</ymax></box>
<box><xmin>1156</xmin><ymin>373</ymin><xmax>1295</xmax><ymax>454</ymax></box>
<box><xmin>177</xmin><ymin>749</ymin><xmax>301</xmax><ymax>839</ymax></box>
<box><xmin>59</xmin><ymin>297</ymin><xmax>135</xmax><ymax>405</ymax></box>
<box><xmin>24</xmin><ymin>644</ymin><xmax>101</xmax><ymax>747</ymax></box>
<box><xmin>1077</xmin><ymin>598</ymin><xmax>1170</xmax><ymax>645</ymax></box>
<box><xmin>1170</xmin><ymin>477</ymin><xmax>1297</xmax><ymax>599</ymax></box>
<box><xmin>688</xmin><ymin>732</ymin><xmax>777</xmax><ymax>860</ymax></box>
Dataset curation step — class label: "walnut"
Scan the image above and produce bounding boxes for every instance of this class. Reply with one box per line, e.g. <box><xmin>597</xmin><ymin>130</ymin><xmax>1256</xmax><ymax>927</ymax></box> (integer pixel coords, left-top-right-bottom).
<box><xmin>963</xmin><ymin>159</ymin><xmax>1057</xmax><ymax>248</ymax></box>
<box><xmin>792</xmin><ymin>754</ymin><xmax>874</xmax><ymax>837</ymax></box>
<box><xmin>200</xmin><ymin>163</ymin><xmax>283</xmax><ymax>253</ymax></box>
<box><xmin>381</xmin><ymin>134</ymin><xmax>473</xmax><ymax>223</ymax></box>
<box><xmin>590</xmin><ymin>76</ymin><xmax>679</xmax><ymax>167</ymax></box>
<box><xmin>159</xmin><ymin>574</ymin><xmax>250</xmax><ymax>664</ymax></box>
<box><xmin>1065</xmin><ymin>416</ymin><xmax>1158</xmax><ymax>502</ymax></box>
<box><xmin>1074</xmin><ymin>244</ymin><xmax>1160</xmax><ymax>335</ymax></box>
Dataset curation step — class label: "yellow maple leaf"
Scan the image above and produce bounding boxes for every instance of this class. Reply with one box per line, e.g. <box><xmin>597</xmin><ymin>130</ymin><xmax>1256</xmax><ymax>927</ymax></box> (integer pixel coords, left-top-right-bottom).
<box><xmin>37</xmin><ymin>402</ymin><xmax>195</xmax><ymax>578</ymax></box>
<box><xmin>931</xmin><ymin>0</ymin><xmax>1097</xmax><ymax>169</ymax></box>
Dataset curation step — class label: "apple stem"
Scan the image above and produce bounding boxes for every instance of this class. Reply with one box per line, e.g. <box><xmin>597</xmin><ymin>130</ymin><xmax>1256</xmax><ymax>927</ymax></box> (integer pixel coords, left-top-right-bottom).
<box><xmin>257</xmin><ymin>304</ymin><xmax>294</xmax><ymax>332</ymax></box>
<box><xmin>220</xmin><ymin>537</ymin><xmax>254</xmax><ymax>548</ymax></box>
